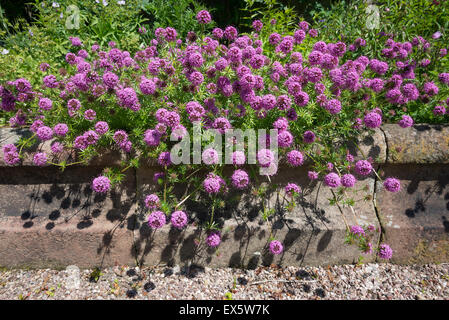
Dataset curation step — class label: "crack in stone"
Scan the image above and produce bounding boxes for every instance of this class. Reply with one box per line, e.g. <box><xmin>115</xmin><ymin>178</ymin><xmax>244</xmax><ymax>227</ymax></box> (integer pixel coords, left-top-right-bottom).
<box><xmin>379</xmin><ymin>126</ymin><xmax>389</xmax><ymax>163</ymax></box>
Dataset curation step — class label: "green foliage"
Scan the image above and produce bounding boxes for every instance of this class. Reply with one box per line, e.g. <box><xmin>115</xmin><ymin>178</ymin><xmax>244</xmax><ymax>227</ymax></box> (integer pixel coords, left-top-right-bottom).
<box><xmin>89</xmin><ymin>267</ymin><xmax>103</xmax><ymax>283</ymax></box>
<box><xmin>240</xmin><ymin>0</ymin><xmax>299</xmax><ymax>33</ymax></box>
<box><xmin>141</xmin><ymin>0</ymin><xmax>212</xmax><ymax>38</ymax></box>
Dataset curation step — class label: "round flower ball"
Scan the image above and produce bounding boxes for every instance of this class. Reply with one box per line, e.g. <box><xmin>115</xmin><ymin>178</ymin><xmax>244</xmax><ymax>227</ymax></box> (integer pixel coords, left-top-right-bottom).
<box><xmin>206</xmin><ymin>231</ymin><xmax>221</xmax><ymax>248</ymax></box>
<box><xmin>398</xmin><ymin>115</ymin><xmax>414</xmax><ymax>128</ymax></box>
<box><xmin>232</xmin><ymin>151</ymin><xmax>246</xmax><ymax>166</ymax></box>
<box><xmin>303</xmin><ymin>131</ymin><xmax>316</xmax><ymax>143</ymax></box>
<box><xmin>51</xmin><ymin>142</ymin><xmax>63</xmax><ymax>154</ymax></box>
<box><xmin>171</xmin><ymin>211</ymin><xmax>188</xmax><ymax>229</ymax></box>
<box><xmin>324</xmin><ymin>173</ymin><xmax>341</xmax><ymax>188</ymax></box>
<box><xmin>92</xmin><ymin>176</ymin><xmax>111</xmax><ymax>193</ymax></box>
<box><xmin>54</xmin><ymin>123</ymin><xmax>69</xmax><ymax>136</ymax></box>
<box><xmin>158</xmin><ymin>151</ymin><xmax>172</xmax><ymax>166</ymax></box>
<box><xmin>202</xmin><ymin>148</ymin><xmax>219</xmax><ymax>165</ymax></box>
<box><xmin>33</xmin><ymin>152</ymin><xmax>47</xmax><ymax>166</ymax></box>
<box><xmin>148</xmin><ymin>211</ymin><xmax>166</xmax><ymax>229</ymax></box>
<box><xmin>36</xmin><ymin>126</ymin><xmax>53</xmax><ymax>141</ymax></box>
<box><xmin>383</xmin><ymin>177</ymin><xmax>401</xmax><ymax>192</ymax></box>
<box><xmin>231</xmin><ymin>169</ymin><xmax>249</xmax><ymax>189</ymax></box>
<box><xmin>257</xmin><ymin>149</ymin><xmax>274</xmax><ymax>167</ymax></box>
<box><xmin>39</xmin><ymin>98</ymin><xmax>53</xmax><ymax>111</ymax></box>
<box><xmin>95</xmin><ymin>121</ymin><xmax>109</xmax><ymax>135</ymax></box>
<box><xmin>4</xmin><ymin>151</ymin><xmax>20</xmax><ymax>165</ymax></box>
<box><xmin>286</xmin><ymin>150</ymin><xmax>304</xmax><ymax>166</ymax></box>
<box><xmin>341</xmin><ymin>174</ymin><xmax>357</xmax><ymax>188</ymax></box>
<box><xmin>433</xmin><ymin>105</ymin><xmax>446</xmax><ymax>116</ymax></box>
<box><xmin>355</xmin><ymin>160</ymin><xmax>373</xmax><ymax>176</ymax></box>
<box><xmin>364</xmin><ymin>111</ymin><xmax>382</xmax><ymax>128</ymax></box>
<box><xmin>269</xmin><ymin>240</ymin><xmax>283</xmax><ymax>255</ymax></box>
<box><xmin>378</xmin><ymin>243</ymin><xmax>393</xmax><ymax>260</ymax></box>
<box><xmin>144</xmin><ymin>194</ymin><xmax>160</xmax><ymax>209</ymax></box>
<box><xmin>196</xmin><ymin>10</ymin><xmax>212</xmax><ymax>24</ymax></box>
<box><xmin>203</xmin><ymin>176</ymin><xmax>221</xmax><ymax>194</ymax></box>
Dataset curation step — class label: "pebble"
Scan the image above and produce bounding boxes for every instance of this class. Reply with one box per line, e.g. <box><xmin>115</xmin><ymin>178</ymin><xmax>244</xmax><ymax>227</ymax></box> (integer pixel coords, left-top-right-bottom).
<box><xmin>0</xmin><ymin>263</ymin><xmax>448</xmax><ymax>300</ymax></box>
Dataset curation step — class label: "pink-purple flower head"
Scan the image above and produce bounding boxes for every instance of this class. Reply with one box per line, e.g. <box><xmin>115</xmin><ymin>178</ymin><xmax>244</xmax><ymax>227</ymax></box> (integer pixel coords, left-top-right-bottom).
<box><xmin>364</xmin><ymin>111</ymin><xmax>382</xmax><ymax>128</ymax></box>
<box><xmin>143</xmin><ymin>129</ymin><xmax>161</xmax><ymax>147</ymax></box>
<box><xmin>4</xmin><ymin>151</ymin><xmax>20</xmax><ymax>166</ymax></box>
<box><xmin>324</xmin><ymin>173</ymin><xmax>341</xmax><ymax>188</ymax></box>
<box><xmin>95</xmin><ymin>121</ymin><xmax>109</xmax><ymax>135</ymax></box>
<box><xmin>203</xmin><ymin>175</ymin><xmax>222</xmax><ymax>194</ymax></box>
<box><xmin>341</xmin><ymin>174</ymin><xmax>357</xmax><ymax>188</ymax></box>
<box><xmin>148</xmin><ymin>211</ymin><xmax>166</xmax><ymax>229</ymax></box>
<box><xmin>269</xmin><ymin>240</ymin><xmax>283</xmax><ymax>255</ymax></box>
<box><xmin>113</xmin><ymin>130</ymin><xmax>128</xmax><ymax>145</ymax></box>
<box><xmin>231</xmin><ymin>169</ymin><xmax>249</xmax><ymax>189</ymax></box>
<box><xmin>398</xmin><ymin>115</ymin><xmax>414</xmax><ymax>128</ymax></box>
<box><xmin>378</xmin><ymin>243</ymin><xmax>393</xmax><ymax>260</ymax></box>
<box><xmin>285</xmin><ymin>183</ymin><xmax>301</xmax><ymax>197</ymax></box>
<box><xmin>286</xmin><ymin>150</ymin><xmax>303</xmax><ymax>167</ymax></box>
<box><xmin>69</xmin><ymin>36</ymin><xmax>82</xmax><ymax>47</ymax></box>
<box><xmin>171</xmin><ymin>211</ymin><xmax>188</xmax><ymax>229</ymax></box>
<box><xmin>350</xmin><ymin>225</ymin><xmax>365</xmax><ymax>237</ymax></box>
<box><xmin>439</xmin><ymin>73</ymin><xmax>449</xmax><ymax>85</ymax></box>
<box><xmin>257</xmin><ymin>149</ymin><xmax>274</xmax><ymax>168</ymax></box>
<box><xmin>2</xmin><ymin>143</ymin><xmax>17</xmax><ymax>154</ymax></box>
<box><xmin>277</xmin><ymin>130</ymin><xmax>293</xmax><ymax>148</ymax></box>
<box><xmin>252</xmin><ymin>20</ymin><xmax>263</xmax><ymax>32</ymax></box>
<box><xmin>212</xmin><ymin>117</ymin><xmax>232</xmax><ymax>134</ymax></box>
<box><xmin>196</xmin><ymin>10</ymin><xmax>212</xmax><ymax>24</ymax></box>
<box><xmin>36</xmin><ymin>126</ymin><xmax>53</xmax><ymax>141</ymax></box>
<box><xmin>433</xmin><ymin>105</ymin><xmax>446</xmax><ymax>116</ymax></box>
<box><xmin>43</xmin><ymin>75</ymin><xmax>58</xmax><ymax>88</ymax></box>
<box><xmin>51</xmin><ymin>142</ymin><xmax>63</xmax><ymax>154</ymax></box>
<box><xmin>383</xmin><ymin>177</ymin><xmax>401</xmax><ymax>193</ymax></box>
<box><xmin>158</xmin><ymin>151</ymin><xmax>172</xmax><ymax>167</ymax></box>
<box><xmin>84</xmin><ymin>109</ymin><xmax>96</xmax><ymax>121</ymax></box>
<box><xmin>355</xmin><ymin>160</ymin><xmax>373</xmax><ymax>176</ymax></box>
<box><xmin>39</xmin><ymin>98</ymin><xmax>53</xmax><ymax>111</ymax></box>
<box><xmin>308</xmin><ymin>171</ymin><xmax>319</xmax><ymax>181</ymax></box>
<box><xmin>144</xmin><ymin>194</ymin><xmax>160</xmax><ymax>209</ymax></box>
<box><xmin>206</xmin><ymin>231</ymin><xmax>221</xmax><ymax>248</ymax></box>
<box><xmin>303</xmin><ymin>131</ymin><xmax>316</xmax><ymax>144</ymax></box>
<box><xmin>202</xmin><ymin>148</ymin><xmax>220</xmax><ymax>165</ymax></box>
<box><xmin>92</xmin><ymin>176</ymin><xmax>111</xmax><ymax>193</ymax></box>
<box><xmin>232</xmin><ymin>151</ymin><xmax>246</xmax><ymax>166</ymax></box>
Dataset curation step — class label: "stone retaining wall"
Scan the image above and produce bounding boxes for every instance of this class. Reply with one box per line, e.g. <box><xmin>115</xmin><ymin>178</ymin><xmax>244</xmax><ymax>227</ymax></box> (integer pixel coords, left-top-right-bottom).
<box><xmin>0</xmin><ymin>125</ymin><xmax>448</xmax><ymax>268</ymax></box>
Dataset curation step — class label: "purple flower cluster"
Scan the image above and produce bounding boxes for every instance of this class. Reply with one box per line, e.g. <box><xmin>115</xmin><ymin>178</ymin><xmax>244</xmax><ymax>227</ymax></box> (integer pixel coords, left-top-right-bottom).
<box><xmin>206</xmin><ymin>231</ymin><xmax>221</xmax><ymax>248</ymax></box>
<box><xmin>285</xmin><ymin>183</ymin><xmax>301</xmax><ymax>196</ymax></box>
<box><xmin>383</xmin><ymin>177</ymin><xmax>401</xmax><ymax>192</ymax></box>
<box><xmin>92</xmin><ymin>176</ymin><xmax>111</xmax><ymax>193</ymax></box>
<box><xmin>203</xmin><ymin>172</ymin><xmax>226</xmax><ymax>194</ymax></box>
<box><xmin>286</xmin><ymin>150</ymin><xmax>303</xmax><ymax>166</ymax></box>
<box><xmin>148</xmin><ymin>211</ymin><xmax>166</xmax><ymax>229</ymax></box>
<box><xmin>269</xmin><ymin>240</ymin><xmax>283</xmax><ymax>255</ymax></box>
<box><xmin>0</xmin><ymin>14</ymin><xmax>427</xmax><ymax>263</ymax></box>
<box><xmin>145</xmin><ymin>194</ymin><xmax>160</xmax><ymax>209</ymax></box>
<box><xmin>350</xmin><ymin>225</ymin><xmax>365</xmax><ymax>236</ymax></box>
<box><xmin>378</xmin><ymin>243</ymin><xmax>393</xmax><ymax>260</ymax></box>
<box><xmin>171</xmin><ymin>210</ymin><xmax>188</xmax><ymax>229</ymax></box>
<box><xmin>231</xmin><ymin>169</ymin><xmax>249</xmax><ymax>189</ymax></box>
<box><xmin>355</xmin><ymin>160</ymin><xmax>373</xmax><ymax>176</ymax></box>
<box><xmin>324</xmin><ymin>173</ymin><xmax>341</xmax><ymax>188</ymax></box>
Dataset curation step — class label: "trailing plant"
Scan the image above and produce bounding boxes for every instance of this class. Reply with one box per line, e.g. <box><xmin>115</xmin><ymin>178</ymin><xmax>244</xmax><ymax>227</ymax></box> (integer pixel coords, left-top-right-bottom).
<box><xmin>4</xmin><ymin>8</ymin><xmax>449</xmax><ymax>262</ymax></box>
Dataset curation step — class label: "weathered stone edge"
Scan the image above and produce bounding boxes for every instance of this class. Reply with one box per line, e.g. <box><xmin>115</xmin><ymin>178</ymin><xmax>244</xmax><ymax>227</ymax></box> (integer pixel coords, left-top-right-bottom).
<box><xmin>4</xmin><ymin>124</ymin><xmax>449</xmax><ymax>166</ymax></box>
<box><xmin>0</xmin><ymin>215</ymin><xmax>376</xmax><ymax>269</ymax></box>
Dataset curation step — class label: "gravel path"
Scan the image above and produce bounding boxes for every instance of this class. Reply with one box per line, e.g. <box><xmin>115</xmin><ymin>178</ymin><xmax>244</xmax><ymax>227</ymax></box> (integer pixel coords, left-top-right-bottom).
<box><xmin>0</xmin><ymin>263</ymin><xmax>448</xmax><ymax>300</ymax></box>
